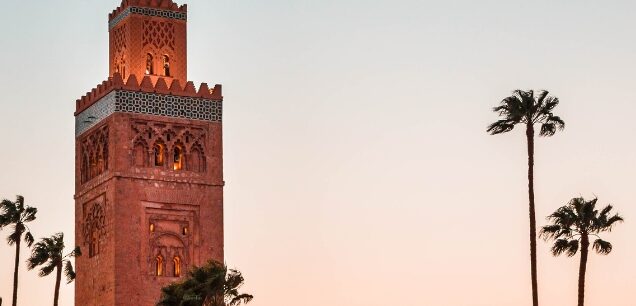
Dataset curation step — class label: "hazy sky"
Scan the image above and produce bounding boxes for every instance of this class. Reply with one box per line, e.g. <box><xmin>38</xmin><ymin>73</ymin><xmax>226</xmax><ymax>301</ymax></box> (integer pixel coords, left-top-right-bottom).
<box><xmin>1</xmin><ymin>1</ymin><xmax>635</xmax><ymax>305</ymax></box>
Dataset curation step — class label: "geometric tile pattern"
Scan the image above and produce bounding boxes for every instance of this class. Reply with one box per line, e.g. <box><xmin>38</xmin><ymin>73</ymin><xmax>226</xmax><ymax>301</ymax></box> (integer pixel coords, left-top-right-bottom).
<box><xmin>76</xmin><ymin>91</ymin><xmax>117</xmax><ymax>137</ymax></box>
<box><xmin>76</xmin><ymin>90</ymin><xmax>222</xmax><ymax>137</ymax></box>
<box><xmin>109</xmin><ymin>6</ymin><xmax>187</xmax><ymax>30</ymax></box>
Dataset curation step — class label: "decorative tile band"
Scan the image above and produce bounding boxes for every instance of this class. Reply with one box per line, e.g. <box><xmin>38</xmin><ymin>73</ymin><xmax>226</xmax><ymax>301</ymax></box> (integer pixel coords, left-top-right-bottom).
<box><xmin>75</xmin><ymin>90</ymin><xmax>222</xmax><ymax>137</ymax></box>
<box><xmin>109</xmin><ymin>6</ymin><xmax>187</xmax><ymax>30</ymax></box>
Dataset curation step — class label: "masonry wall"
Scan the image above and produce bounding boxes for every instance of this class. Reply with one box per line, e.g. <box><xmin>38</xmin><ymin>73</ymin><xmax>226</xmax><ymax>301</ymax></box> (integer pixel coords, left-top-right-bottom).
<box><xmin>75</xmin><ymin>112</ymin><xmax>223</xmax><ymax>306</ymax></box>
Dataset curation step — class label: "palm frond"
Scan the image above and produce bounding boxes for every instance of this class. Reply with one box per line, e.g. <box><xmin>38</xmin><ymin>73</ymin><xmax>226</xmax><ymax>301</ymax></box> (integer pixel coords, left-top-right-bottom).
<box><xmin>15</xmin><ymin>195</ymin><xmax>24</xmax><ymax>211</ymax></box>
<box><xmin>27</xmin><ymin>240</ymin><xmax>51</xmax><ymax>270</ymax></box>
<box><xmin>228</xmin><ymin>294</ymin><xmax>254</xmax><ymax>306</ymax></box>
<box><xmin>22</xmin><ymin>206</ymin><xmax>37</xmax><ymax>222</ymax></box>
<box><xmin>593</xmin><ymin>239</ymin><xmax>613</xmax><ymax>255</ymax></box>
<box><xmin>24</xmin><ymin>231</ymin><xmax>34</xmax><ymax>247</ymax></box>
<box><xmin>39</xmin><ymin>262</ymin><xmax>56</xmax><ymax>277</ymax></box>
<box><xmin>486</xmin><ymin>119</ymin><xmax>516</xmax><ymax>135</ymax></box>
<box><xmin>69</xmin><ymin>246</ymin><xmax>82</xmax><ymax>257</ymax></box>
<box><xmin>551</xmin><ymin>239</ymin><xmax>576</xmax><ymax>257</ymax></box>
<box><xmin>7</xmin><ymin>224</ymin><xmax>23</xmax><ymax>245</ymax></box>
<box><xmin>539</xmin><ymin>224</ymin><xmax>562</xmax><ymax>240</ymax></box>
<box><xmin>64</xmin><ymin>260</ymin><xmax>76</xmax><ymax>283</ymax></box>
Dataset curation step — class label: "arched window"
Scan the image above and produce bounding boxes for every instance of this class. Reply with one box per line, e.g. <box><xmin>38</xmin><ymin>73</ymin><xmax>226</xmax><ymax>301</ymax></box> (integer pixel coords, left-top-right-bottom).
<box><xmin>173</xmin><ymin>146</ymin><xmax>184</xmax><ymax>170</ymax></box>
<box><xmin>182</xmin><ymin>226</ymin><xmax>188</xmax><ymax>235</ymax></box>
<box><xmin>190</xmin><ymin>148</ymin><xmax>202</xmax><ymax>172</ymax></box>
<box><xmin>154</xmin><ymin>144</ymin><xmax>165</xmax><ymax>167</ymax></box>
<box><xmin>149</xmin><ymin>222</ymin><xmax>155</xmax><ymax>233</ymax></box>
<box><xmin>155</xmin><ymin>255</ymin><xmax>164</xmax><ymax>276</ymax></box>
<box><xmin>146</xmin><ymin>53</ymin><xmax>154</xmax><ymax>75</ymax></box>
<box><xmin>163</xmin><ymin>55</ymin><xmax>170</xmax><ymax>77</ymax></box>
<box><xmin>173</xmin><ymin>256</ymin><xmax>181</xmax><ymax>277</ymax></box>
<box><xmin>134</xmin><ymin>143</ymin><xmax>146</xmax><ymax>167</ymax></box>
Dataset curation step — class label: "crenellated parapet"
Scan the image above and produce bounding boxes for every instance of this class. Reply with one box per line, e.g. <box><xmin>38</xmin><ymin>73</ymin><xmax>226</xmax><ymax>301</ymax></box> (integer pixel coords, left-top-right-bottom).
<box><xmin>75</xmin><ymin>73</ymin><xmax>223</xmax><ymax>137</ymax></box>
<box><xmin>109</xmin><ymin>0</ymin><xmax>187</xmax><ymax>27</ymax></box>
<box><xmin>75</xmin><ymin>73</ymin><xmax>222</xmax><ymax>115</ymax></box>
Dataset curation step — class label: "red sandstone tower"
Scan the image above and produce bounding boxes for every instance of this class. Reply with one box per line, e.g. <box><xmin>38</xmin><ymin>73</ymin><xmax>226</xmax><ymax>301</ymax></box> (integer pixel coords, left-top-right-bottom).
<box><xmin>74</xmin><ymin>1</ymin><xmax>223</xmax><ymax>305</ymax></box>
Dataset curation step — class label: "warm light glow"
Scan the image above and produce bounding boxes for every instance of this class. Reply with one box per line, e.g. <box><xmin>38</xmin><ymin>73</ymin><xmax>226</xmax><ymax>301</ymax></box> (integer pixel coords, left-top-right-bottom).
<box><xmin>182</xmin><ymin>226</ymin><xmax>188</xmax><ymax>235</ymax></box>
<box><xmin>146</xmin><ymin>53</ymin><xmax>154</xmax><ymax>75</ymax></box>
<box><xmin>173</xmin><ymin>146</ymin><xmax>183</xmax><ymax>170</ymax></box>
<box><xmin>163</xmin><ymin>55</ymin><xmax>170</xmax><ymax>77</ymax></box>
<box><xmin>154</xmin><ymin>144</ymin><xmax>165</xmax><ymax>166</ymax></box>
<box><xmin>149</xmin><ymin>223</ymin><xmax>155</xmax><ymax>232</ymax></box>
<box><xmin>155</xmin><ymin>255</ymin><xmax>164</xmax><ymax>276</ymax></box>
<box><xmin>173</xmin><ymin>256</ymin><xmax>181</xmax><ymax>277</ymax></box>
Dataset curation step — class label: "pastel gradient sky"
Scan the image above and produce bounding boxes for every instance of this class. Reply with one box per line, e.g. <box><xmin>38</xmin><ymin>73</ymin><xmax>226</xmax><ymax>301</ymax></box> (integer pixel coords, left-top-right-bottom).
<box><xmin>1</xmin><ymin>1</ymin><xmax>635</xmax><ymax>305</ymax></box>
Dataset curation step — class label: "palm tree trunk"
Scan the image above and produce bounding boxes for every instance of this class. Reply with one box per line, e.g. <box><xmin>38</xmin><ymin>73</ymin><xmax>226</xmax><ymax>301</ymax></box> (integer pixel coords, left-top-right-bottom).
<box><xmin>526</xmin><ymin>122</ymin><xmax>539</xmax><ymax>306</ymax></box>
<box><xmin>12</xmin><ymin>239</ymin><xmax>20</xmax><ymax>306</ymax></box>
<box><xmin>53</xmin><ymin>262</ymin><xmax>62</xmax><ymax>306</ymax></box>
<box><xmin>578</xmin><ymin>235</ymin><xmax>590</xmax><ymax>306</ymax></box>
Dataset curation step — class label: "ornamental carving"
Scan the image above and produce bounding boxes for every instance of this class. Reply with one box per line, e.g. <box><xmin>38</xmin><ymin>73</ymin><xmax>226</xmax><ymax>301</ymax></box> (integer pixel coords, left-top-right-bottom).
<box><xmin>131</xmin><ymin>120</ymin><xmax>207</xmax><ymax>172</ymax></box>
<box><xmin>80</xmin><ymin>125</ymin><xmax>109</xmax><ymax>184</ymax></box>
<box><xmin>82</xmin><ymin>198</ymin><xmax>106</xmax><ymax>257</ymax></box>
<box><xmin>75</xmin><ymin>90</ymin><xmax>222</xmax><ymax>137</ymax></box>
<box><xmin>143</xmin><ymin>20</ymin><xmax>175</xmax><ymax>51</ymax></box>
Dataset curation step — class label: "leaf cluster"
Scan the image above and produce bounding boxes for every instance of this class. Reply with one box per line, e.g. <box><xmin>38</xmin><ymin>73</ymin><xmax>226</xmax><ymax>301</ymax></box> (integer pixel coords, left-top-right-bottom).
<box><xmin>157</xmin><ymin>260</ymin><xmax>253</xmax><ymax>306</ymax></box>
<box><xmin>540</xmin><ymin>197</ymin><xmax>623</xmax><ymax>257</ymax></box>
<box><xmin>26</xmin><ymin>232</ymin><xmax>81</xmax><ymax>283</ymax></box>
<box><xmin>487</xmin><ymin>89</ymin><xmax>565</xmax><ymax>136</ymax></box>
<box><xmin>0</xmin><ymin>195</ymin><xmax>37</xmax><ymax>247</ymax></box>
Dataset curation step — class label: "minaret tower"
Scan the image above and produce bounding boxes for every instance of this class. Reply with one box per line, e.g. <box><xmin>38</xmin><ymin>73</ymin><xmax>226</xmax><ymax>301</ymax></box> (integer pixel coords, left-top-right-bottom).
<box><xmin>74</xmin><ymin>1</ymin><xmax>224</xmax><ymax>305</ymax></box>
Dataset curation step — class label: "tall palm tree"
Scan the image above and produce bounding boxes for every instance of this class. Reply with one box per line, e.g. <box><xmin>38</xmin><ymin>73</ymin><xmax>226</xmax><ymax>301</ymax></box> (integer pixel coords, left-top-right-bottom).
<box><xmin>540</xmin><ymin>197</ymin><xmax>623</xmax><ymax>306</ymax></box>
<box><xmin>157</xmin><ymin>260</ymin><xmax>253</xmax><ymax>306</ymax></box>
<box><xmin>0</xmin><ymin>195</ymin><xmax>37</xmax><ymax>306</ymax></box>
<box><xmin>27</xmin><ymin>233</ymin><xmax>81</xmax><ymax>306</ymax></box>
<box><xmin>487</xmin><ymin>89</ymin><xmax>564</xmax><ymax>306</ymax></box>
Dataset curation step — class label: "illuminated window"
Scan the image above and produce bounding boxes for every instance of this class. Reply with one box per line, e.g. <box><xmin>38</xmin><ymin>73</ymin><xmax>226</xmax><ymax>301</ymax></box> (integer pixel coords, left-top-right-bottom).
<box><xmin>182</xmin><ymin>226</ymin><xmax>188</xmax><ymax>235</ymax></box>
<box><xmin>146</xmin><ymin>53</ymin><xmax>154</xmax><ymax>75</ymax></box>
<box><xmin>163</xmin><ymin>55</ymin><xmax>170</xmax><ymax>77</ymax></box>
<box><xmin>154</xmin><ymin>144</ymin><xmax>165</xmax><ymax>166</ymax></box>
<box><xmin>173</xmin><ymin>256</ymin><xmax>181</xmax><ymax>277</ymax></box>
<box><xmin>155</xmin><ymin>255</ymin><xmax>164</xmax><ymax>276</ymax></box>
<box><xmin>173</xmin><ymin>146</ymin><xmax>184</xmax><ymax>170</ymax></box>
<box><xmin>149</xmin><ymin>223</ymin><xmax>155</xmax><ymax>232</ymax></box>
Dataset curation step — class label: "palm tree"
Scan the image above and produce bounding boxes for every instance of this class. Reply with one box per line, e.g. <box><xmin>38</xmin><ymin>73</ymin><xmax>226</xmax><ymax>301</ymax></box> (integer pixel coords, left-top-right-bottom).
<box><xmin>157</xmin><ymin>260</ymin><xmax>253</xmax><ymax>306</ymax></box>
<box><xmin>487</xmin><ymin>89</ymin><xmax>564</xmax><ymax>306</ymax></box>
<box><xmin>0</xmin><ymin>195</ymin><xmax>37</xmax><ymax>306</ymax></box>
<box><xmin>540</xmin><ymin>197</ymin><xmax>623</xmax><ymax>306</ymax></box>
<box><xmin>27</xmin><ymin>233</ymin><xmax>81</xmax><ymax>306</ymax></box>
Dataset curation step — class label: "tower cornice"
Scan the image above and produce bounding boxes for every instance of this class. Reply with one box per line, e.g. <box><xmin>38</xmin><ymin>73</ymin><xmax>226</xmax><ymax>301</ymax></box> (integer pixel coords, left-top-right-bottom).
<box><xmin>75</xmin><ymin>73</ymin><xmax>222</xmax><ymax>115</ymax></box>
<box><xmin>109</xmin><ymin>0</ymin><xmax>187</xmax><ymax>29</ymax></box>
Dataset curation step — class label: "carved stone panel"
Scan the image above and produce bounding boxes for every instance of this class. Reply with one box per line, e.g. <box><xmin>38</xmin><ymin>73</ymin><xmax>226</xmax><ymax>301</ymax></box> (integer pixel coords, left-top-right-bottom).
<box><xmin>143</xmin><ymin>202</ymin><xmax>199</xmax><ymax>278</ymax></box>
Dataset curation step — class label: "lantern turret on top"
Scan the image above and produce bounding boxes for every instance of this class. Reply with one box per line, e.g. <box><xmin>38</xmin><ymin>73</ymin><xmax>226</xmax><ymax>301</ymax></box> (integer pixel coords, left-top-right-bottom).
<box><xmin>108</xmin><ymin>0</ymin><xmax>188</xmax><ymax>84</ymax></box>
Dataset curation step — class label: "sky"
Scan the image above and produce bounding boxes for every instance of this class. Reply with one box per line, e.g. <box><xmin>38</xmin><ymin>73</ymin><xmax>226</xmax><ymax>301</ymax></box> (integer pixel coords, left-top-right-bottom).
<box><xmin>1</xmin><ymin>0</ymin><xmax>635</xmax><ymax>305</ymax></box>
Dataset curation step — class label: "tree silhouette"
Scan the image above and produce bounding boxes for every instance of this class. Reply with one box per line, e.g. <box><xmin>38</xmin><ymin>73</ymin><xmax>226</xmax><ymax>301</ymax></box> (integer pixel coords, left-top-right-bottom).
<box><xmin>27</xmin><ymin>233</ymin><xmax>80</xmax><ymax>306</ymax></box>
<box><xmin>0</xmin><ymin>195</ymin><xmax>37</xmax><ymax>306</ymax></box>
<box><xmin>541</xmin><ymin>197</ymin><xmax>623</xmax><ymax>306</ymax></box>
<box><xmin>487</xmin><ymin>89</ymin><xmax>564</xmax><ymax>306</ymax></box>
<box><xmin>157</xmin><ymin>260</ymin><xmax>253</xmax><ymax>306</ymax></box>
